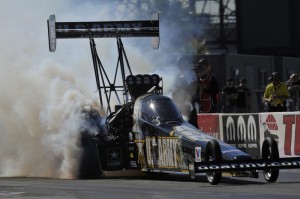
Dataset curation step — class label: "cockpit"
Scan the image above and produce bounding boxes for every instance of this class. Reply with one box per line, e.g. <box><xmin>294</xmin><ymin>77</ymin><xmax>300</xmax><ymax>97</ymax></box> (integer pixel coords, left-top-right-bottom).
<box><xmin>141</xmin><ymin>95</ymin><xmax>183</xmax><ymax>124</ymax></box>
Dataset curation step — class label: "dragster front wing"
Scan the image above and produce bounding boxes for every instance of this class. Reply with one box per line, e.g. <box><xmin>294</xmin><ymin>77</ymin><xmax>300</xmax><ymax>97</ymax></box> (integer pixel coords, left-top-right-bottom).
<box><xmin>47</xmin><ymin>14</ymin><xmax>159</xmax><ymax>52</ymax></box>
<box><xmin>193</xmin><ymin>157</ymin><xmax>300</xmax><ymax>173</ymax></box>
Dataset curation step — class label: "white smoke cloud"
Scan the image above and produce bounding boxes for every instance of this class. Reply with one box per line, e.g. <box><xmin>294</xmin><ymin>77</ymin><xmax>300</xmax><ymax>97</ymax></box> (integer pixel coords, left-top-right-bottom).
<box><xmin>0</xmin><ymin>0</ymin><xmax>113</xmax><ymax>179</ymax></box>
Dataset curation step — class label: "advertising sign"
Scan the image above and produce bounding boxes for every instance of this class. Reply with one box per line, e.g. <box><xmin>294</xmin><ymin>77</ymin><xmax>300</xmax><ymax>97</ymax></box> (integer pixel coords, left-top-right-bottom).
<box><xmin>222</xmin><ymin>114</ymin><xmax>260</xmax><ymax>158</ymax></box>
<box><xmin>260</xmin><ymin>113</ymin><xmax>300</xmax><ymax>157</ymax></box>
<box><xmin>197</xmin><ymin>114</ymin><xmax>220</xmax><ymax>140</ymax></box>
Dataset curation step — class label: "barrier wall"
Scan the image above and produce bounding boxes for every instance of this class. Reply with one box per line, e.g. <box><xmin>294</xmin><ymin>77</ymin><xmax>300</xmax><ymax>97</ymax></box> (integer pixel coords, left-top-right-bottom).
<box><xmin>197</xmin><ymin>112</ymin><xmax>300</xmax><ymax>159</ymax></box>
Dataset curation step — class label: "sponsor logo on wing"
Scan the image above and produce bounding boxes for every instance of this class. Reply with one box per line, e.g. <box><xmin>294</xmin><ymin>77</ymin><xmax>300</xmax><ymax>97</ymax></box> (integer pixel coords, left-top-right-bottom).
<box><xmin>56</xmin><ymin>22</ymin><xmax>143</xmax><ymax>32</ymax></box>
<box><xmin>226</xmin><ymin>115</ymin><xmax>257</xmax><ymax>142</ymax></box>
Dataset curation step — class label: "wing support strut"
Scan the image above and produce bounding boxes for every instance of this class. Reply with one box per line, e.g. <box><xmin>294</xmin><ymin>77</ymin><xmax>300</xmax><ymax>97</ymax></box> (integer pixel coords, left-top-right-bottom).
<box><xmin>89</xmin><ymin>37</ymin><xmax>133</xmax><ymax>113</ymax></box>
<box><xmin>47</xmin><ymin>14</ymin><xmax>159</xmax><ymax>114</ymax></box>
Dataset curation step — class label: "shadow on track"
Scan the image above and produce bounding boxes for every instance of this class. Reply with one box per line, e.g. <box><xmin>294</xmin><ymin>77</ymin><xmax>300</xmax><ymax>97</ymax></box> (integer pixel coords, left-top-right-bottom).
<box><xmin>82</xmin><ymin>171</ymin><xmax>265</xmax><ymax>186</ymax></box>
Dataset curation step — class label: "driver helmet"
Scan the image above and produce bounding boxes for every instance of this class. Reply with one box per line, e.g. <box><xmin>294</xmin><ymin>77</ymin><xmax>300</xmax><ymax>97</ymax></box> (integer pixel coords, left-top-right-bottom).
<box><xmin>193</xmin><ymin>58</ymin><xmax>211</xmax><ymax>77</ymax></box>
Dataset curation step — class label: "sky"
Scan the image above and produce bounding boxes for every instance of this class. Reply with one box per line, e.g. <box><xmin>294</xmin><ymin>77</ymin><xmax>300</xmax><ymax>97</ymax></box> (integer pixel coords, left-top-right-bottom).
<box><xmin>0</xmin><ymin>0</ymin><xmax>182</xmax><ymax>178</ymax></box>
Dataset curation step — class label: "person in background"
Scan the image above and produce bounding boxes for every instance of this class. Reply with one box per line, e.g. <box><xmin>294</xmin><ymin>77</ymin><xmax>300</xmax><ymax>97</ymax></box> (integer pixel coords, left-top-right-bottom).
<box><xmin>286</xmin><ymin>73</ymin><xmax>300</xmax><ymax>88</ymax></box>
<box><xmin>221</xmin><ymin>77</ymin><xmax>238</xmax><ymax>113</ymax></box>
<box><xmin>193</xmin><ymin>58</ymin><xmax>220</xmax><ymax>113</ymax></box>
<box><xmin>236</xmin><ymin>78</ymin><xmax>251</xmax><ymax>113</ymax></box>
<box><xmin>264</xmin><ymin>72</ymin><xmax>290</xmax><ymax>112</ymax></box>
<box><xmin>286</xmin><ymin>73</ymin><xmax>300</xmax><ymax>111</ymax></box>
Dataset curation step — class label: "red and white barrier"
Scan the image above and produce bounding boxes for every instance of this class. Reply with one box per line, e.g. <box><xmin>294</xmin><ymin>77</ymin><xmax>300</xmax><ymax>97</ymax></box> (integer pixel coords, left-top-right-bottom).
<box><xmin>197</xmin><ymin>112</ymin><xmax>300</xmax><ymax>158</ymax></box>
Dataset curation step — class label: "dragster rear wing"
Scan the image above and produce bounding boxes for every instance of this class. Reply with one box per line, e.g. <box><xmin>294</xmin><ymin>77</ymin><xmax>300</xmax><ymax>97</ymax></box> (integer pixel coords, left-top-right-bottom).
<box><xmin>47</xmin><ymin>14</ymin><xmax>160</xmax><ymax>52</ymax></box>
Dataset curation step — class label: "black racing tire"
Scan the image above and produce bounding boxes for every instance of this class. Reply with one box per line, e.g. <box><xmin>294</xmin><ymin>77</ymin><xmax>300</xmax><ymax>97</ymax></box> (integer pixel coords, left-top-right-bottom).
<box><xmin>205</xmin><ymin>140</ymin><xmax>222</xmax><ymax>185</ymax></box>
<box><xmin>262</xmin><ymin>137</ymin><xmax>279</xmax><ymax>183</ymax></box>
<box><xmin>78</xmin><ymin>132</ymin><xmax>103</xmax><ymax>179</ymax></box>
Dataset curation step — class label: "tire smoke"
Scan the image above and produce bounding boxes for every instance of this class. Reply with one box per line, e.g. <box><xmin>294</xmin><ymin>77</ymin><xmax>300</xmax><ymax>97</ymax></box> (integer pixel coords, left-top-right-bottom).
<box><xmin>0</xmin><ymin>0</ymin><xmax>194</xmax><ymax>179</ymax></box>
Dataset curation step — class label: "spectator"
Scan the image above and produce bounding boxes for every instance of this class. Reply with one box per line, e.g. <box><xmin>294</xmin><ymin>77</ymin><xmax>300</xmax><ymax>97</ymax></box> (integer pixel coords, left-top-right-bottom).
<box><xmin>286</xmin><ymin>73</ymin><xmax>300</xmax><ymax>111</ymax></box>
<box><xmin>193</xmin><ymin>58</ymin><xmax>220</xmax><ymax>113</ymax></box>
<box><xmin>286</xmin><ymin>73</ymin><xmax>300</xmax><ymax>87</ymax></box>
<box><xmin>264</xmin><ymin>72</ymin><xmax>290</xmax><ymax>112</ymax></box>
<box><xmin>221</xmin><ymin>77</ymin><xmax>238</xmax><ymax>113</ymax></box>
<box><xmin>236</xmin><ymin>78</ymin><xmax>251</xmax><ymax>113</ymax></box>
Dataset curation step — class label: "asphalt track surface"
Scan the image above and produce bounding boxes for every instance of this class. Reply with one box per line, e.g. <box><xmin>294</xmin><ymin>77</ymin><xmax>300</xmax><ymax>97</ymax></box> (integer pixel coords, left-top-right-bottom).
<box><xmin>1</xmin><ymin>170</ymin><xmax>300</xmax><ymax>199</ymax></box>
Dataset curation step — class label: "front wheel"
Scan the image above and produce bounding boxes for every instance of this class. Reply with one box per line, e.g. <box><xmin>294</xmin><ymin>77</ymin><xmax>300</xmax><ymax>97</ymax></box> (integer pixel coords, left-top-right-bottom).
<box><xmin>262</xmin><ymin>137</ymin><xmax>279</xmax><ymax>183</ymax></box>
<box><xmin>205</xmin><ymin>140</ymin><xmax>222</xmax><ymax>185</ymax></box>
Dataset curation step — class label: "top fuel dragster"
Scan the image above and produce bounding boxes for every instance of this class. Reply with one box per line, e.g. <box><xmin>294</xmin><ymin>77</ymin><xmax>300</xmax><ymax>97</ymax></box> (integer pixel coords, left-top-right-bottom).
<box><xmin>47</xmin><ymin>14</ymin><xmax>300</xmax><ymax>185</ymax></box>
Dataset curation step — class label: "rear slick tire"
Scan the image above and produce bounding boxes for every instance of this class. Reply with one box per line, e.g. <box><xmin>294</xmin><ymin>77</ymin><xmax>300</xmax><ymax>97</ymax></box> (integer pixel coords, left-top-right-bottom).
<box><xmin>262</xmin><ymin>137</ymin><xmax>279</xmax><ymax>183</ymax></box>
<box><xmin>205</xmin><ymin>140</ymin><xmax>222</xmax><ymax>185</ymax></box>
